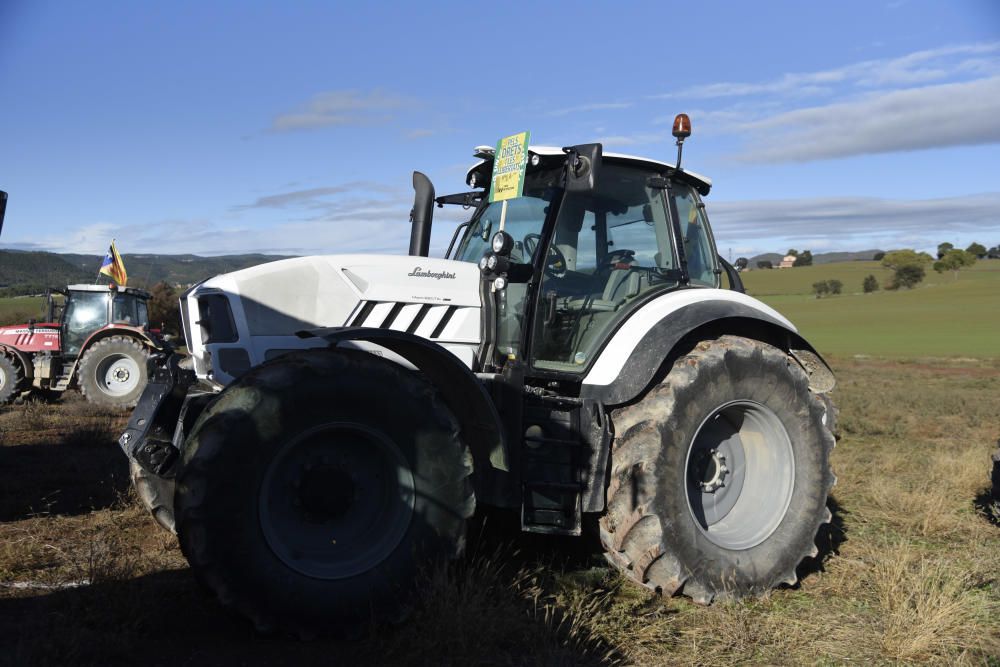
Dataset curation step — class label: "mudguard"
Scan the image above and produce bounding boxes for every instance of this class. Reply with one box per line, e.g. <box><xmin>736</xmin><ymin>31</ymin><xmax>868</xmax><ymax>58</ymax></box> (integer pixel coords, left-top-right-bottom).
<box><xmin>581</xmin><ymin>290</ymin><xmax>835</xmax><ymax>406</ymax></box>
<box><xmin>299</xmin><ymin>327</ymin><xmax>510</xmax><ymax>491</ymax></box>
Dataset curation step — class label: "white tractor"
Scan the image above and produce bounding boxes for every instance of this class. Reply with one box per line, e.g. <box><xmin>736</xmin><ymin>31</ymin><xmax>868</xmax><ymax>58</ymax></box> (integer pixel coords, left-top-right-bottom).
<box><xmin>121</xmin><ymin>117</ymin><xmax>837</xmax><ymax>636</ymax></box>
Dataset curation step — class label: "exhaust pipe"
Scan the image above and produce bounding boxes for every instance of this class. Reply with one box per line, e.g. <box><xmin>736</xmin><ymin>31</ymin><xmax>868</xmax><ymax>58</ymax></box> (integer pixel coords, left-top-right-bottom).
<box><xmin>0</xmin><ymin>191</ymin><xmax>7</xmax><ymax>238</ymax></box>
<box><xmin>409</xmin><ymin>172</ymin><xmax>434</xmax><ymax>257</ymax></box>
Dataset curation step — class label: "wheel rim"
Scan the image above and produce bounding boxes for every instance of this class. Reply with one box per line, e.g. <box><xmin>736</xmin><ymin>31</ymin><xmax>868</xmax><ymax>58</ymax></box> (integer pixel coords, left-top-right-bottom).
<box><xmin>259</xmin><ymin>422</ymin><xmax>415</xmax><ymax>580</ymax></box>
<box><xmin>95</xmin><ymin>353</ymin><xmax>141</xmax><ymax>396</ymax></box>
<box><xmin>684</xmin><ymin>400</ymin><xmax>794</xmax><ymax>550</ymax></box>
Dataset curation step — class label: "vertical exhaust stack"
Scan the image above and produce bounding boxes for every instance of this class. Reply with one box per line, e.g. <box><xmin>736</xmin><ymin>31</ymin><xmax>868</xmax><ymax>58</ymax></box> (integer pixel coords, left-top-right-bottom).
<box><xmin>409</xmin><ymin>172</ymin><xmax>435</xmax><ymax>257</ymax></box>
<box><xmin>0</xmin><ymin>191</ymin><xmax>7</xmax><ymax>238</ymax></box>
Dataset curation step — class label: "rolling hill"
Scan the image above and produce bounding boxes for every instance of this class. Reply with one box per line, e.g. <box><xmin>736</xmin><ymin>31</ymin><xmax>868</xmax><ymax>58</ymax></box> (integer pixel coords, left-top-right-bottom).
<box><xmin>0</xmin><ymin>250</ymin><xmax>293</xmax><ymax>297</ymax></box>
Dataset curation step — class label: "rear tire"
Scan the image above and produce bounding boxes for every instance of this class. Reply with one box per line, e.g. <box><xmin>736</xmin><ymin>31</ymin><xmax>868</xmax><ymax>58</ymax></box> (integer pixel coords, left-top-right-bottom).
<box><xmin>77</xmin><ymin>336</ymin><xmax>150</xmax><ymax>408</ymax></box>
<box><xmin>175</xmin><ymin>348</ymin><xmax>475</xmax><ymax>637</ymax></box>
<box><xmin>600</xmin><ymin>336</ymin><xmax>835</xmax><ymax>603</ymax></box>
<box><xmin>0</xmin><ymin>354</ymin><xmax>24</xmax><ymax>405</ymax></box>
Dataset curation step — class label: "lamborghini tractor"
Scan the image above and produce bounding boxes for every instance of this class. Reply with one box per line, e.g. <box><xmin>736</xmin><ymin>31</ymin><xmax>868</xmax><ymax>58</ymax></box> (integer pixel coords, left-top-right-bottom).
<box><xmin>119</xmin><ymin>117</ymin><xmax>838</xmax><ymax>635</ymax></box>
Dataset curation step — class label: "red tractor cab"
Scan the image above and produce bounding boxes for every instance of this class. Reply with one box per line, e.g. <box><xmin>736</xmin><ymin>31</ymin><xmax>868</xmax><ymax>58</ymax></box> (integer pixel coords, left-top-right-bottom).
<box><xmin>0</xmin><ymin>283</ymin><xmax>168</xmax><ymax>407</ymax></box>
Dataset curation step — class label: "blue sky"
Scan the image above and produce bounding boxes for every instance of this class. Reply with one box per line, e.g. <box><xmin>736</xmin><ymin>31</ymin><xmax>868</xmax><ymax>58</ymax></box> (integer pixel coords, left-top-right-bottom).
<box><xmin>1</xmin><ymin>0</ymin><xmax>999</xmax><ymax>260</ymax></box>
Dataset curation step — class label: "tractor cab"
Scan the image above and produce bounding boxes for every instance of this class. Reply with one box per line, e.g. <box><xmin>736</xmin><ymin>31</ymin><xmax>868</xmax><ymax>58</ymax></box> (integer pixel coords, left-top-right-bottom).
<box><xmin>446</xmin><ymin>145</ymin><xmax>722</xmax><ymax>377</ymax></box>
<box><xmin>58</xmin><ymin>284</ymin><xmax>152</xmax><ymax>357</ymax></box>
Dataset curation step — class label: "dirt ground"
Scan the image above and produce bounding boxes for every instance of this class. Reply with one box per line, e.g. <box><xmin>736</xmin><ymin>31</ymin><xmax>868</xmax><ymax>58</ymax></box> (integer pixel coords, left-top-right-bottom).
<box><xmin>1</xmin><ymin>359</ymin><xmax>998</xmax><ymax>666</ymax></box>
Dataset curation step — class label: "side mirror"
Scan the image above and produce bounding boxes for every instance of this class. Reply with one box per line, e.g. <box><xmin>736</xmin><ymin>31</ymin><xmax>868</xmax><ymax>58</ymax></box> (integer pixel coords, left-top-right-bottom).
<box><xmin>563</xmin><ymin>143</ymin><xmax>602</xmax><ymax>193</ymax></box>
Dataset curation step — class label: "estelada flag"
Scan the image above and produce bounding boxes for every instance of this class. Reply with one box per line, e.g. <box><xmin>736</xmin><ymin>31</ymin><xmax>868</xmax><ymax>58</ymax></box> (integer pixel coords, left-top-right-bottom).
<box><xmin>99</xmin><ymin>240</ymin><xmax>128</xmax><ymax>286</ymax></box>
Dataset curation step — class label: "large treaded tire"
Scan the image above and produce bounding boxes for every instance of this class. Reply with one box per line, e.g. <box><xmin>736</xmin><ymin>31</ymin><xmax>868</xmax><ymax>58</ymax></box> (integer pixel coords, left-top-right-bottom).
<box><xmin>77</xmin><ymin>336</ymin><xmax>151</xmax><ymax>408</ymax></box>
<box><xmin>599</xmin><ymin>335</ymin><xmax>835</xmax><ymax>604</ymax></box>
<box><xmin>0</xmin><ymin>354</ymin><xmax>24</xmax><ymax>405</ymax></box>
<box><xmin>174</xmin><ymin>348</ymin><xmax>475</xmax><ymax>637</ymax></box>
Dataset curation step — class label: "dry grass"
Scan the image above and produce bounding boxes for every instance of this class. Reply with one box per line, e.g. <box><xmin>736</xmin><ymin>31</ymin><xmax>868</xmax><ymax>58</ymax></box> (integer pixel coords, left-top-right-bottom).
<box><xmin>1</xmin><ymin>358</ymin><xmax>999</xmax><ymax>665</ymax></box>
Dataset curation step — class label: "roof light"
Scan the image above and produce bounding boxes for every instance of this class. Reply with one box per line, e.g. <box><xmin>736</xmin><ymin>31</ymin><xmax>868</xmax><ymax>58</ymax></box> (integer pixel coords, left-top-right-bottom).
<box><xmin>672</xmin><ymin>113</ymin><xmax>691</xmax><ymax>169</ymax></box>
<box><xmin>672</xmin><ymin>113</ymin><xmax>691</xmax><ymax>139</ymax></box>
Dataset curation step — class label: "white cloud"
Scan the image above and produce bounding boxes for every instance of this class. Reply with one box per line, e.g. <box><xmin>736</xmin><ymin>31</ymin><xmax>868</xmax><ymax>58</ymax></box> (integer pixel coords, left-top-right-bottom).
<box><xmin>709</xmin><ymin>192</ymin><xmax>1000</xmax><ymax>253</ymax></box>
<box><xmin>270</xmin><ymin>90</ymin><xmax>411</xmax><ymax>132</ymax></box>
<box><xmin>659</xmin><ymin>42</ymin><xmax>1000</xmax><ymax>100</ymax></box>
<box><xmin>233</xmin><ymin>182</ymin><xmax>399</xmax><ymax>210</ymax></box>
<box><xmin>731</xmin><ymin>76</ymin><xmax>1000</xmax><ymax>162</ymax></box>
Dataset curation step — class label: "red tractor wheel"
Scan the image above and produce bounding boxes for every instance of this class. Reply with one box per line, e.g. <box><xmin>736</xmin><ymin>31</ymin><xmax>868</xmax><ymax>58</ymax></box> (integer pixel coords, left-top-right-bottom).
<box><xmin>0</xmin><ymin>354</ymin><xmax>25</xmax><ymax>405</ymax></box>
<box><xmin>77</xmin><ymin>336</ymin><xmax>151</xmax><ymax>408</ymax></box>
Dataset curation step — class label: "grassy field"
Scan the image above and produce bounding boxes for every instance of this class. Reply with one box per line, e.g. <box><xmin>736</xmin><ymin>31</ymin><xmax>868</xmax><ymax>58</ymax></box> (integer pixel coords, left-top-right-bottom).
<box><xmin>0</xmin><ymin>296</ymin><xmax>46</xmax><ymax>325</ymax></box>
<box><xmin>1</xmin><ymin>262</ymin><xmax>998</xmax><ymax>664</ymax></box>
<box><xmin>1</xmin><ymin>360</ymin><xmax>998</xmax><ymax>665</ymax></box>
<box><xmin>742</xmin><ymin>260</ymin><xmax>1000</xmax><ymax>359</ymax></box>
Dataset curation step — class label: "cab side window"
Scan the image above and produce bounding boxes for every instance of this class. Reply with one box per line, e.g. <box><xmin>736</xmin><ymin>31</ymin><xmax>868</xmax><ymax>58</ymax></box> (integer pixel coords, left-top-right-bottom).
<box><xmin>672</xmin><ymin>186</ymin><xmax>719</xmax><ymax>287</ymax></box>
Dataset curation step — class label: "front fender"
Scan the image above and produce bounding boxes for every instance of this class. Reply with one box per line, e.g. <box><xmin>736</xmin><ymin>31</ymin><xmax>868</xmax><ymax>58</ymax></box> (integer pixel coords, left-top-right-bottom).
<box><xmin>299</xmin><ymin>326</ymin><xmax>510</xmax><ymax>482</ymax></box>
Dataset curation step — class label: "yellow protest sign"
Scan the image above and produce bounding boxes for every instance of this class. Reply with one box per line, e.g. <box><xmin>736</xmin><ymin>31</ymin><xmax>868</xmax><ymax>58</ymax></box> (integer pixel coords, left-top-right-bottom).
<box><xmin>488</xmin><ymin>131</ymin><xmax>530</xmax><ymax>203</ymax></box>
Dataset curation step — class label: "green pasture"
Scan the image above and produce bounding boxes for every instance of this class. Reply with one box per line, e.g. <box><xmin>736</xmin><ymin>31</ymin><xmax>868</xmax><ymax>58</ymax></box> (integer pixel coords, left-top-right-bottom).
<box><xmin>0</xmin><ymin>296</ymin><xmax>46</xmax><ymax>324</ymax></box>
<box><xmin>743</xmin><ymin>261</ymin><xmax>1000</xmax><ymax>359</ymax></box>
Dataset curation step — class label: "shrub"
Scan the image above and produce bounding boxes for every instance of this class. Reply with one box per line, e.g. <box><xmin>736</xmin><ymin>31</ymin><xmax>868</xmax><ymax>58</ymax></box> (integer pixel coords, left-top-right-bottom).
<box><xmin>812</xmin><ymin>281</ymin><xmax>830</xmax><ymax>298</ymax></box>
<box><xmin>863</xmin><ymin>275</ymin><xmax>879</xmax><ymax>293</ymax></box>
<box><xmin>828</xmin><ymin>279</ymin><xmax>843</xmax><ymax>295</ymax></box>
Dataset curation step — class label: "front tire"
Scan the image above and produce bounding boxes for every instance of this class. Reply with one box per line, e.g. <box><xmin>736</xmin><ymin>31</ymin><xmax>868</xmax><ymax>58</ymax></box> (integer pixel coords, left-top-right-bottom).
<box><xmin>175</xmin><ymin>348</ymin><xmax>475</xmax><ymax>637</ymax></box>
<box><xmin>77</xmin><ymin>336</ymin><xmax>151</xmax><ymax>408</ymax></box>
<box><xmin>600</xmin><ymin>336</ymin><xmax>835</xmax><ymax>603</ymax></box>
<box><xmin>0</xmin><ymin>354</ymin><xmax>24</xmax><ymax>405</ymax></box>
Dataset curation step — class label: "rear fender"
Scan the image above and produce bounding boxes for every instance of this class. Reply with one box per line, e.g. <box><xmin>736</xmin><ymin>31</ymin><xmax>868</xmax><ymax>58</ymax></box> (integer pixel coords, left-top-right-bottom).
<box><xmin>299</xmin><ymin>327</ymin><xmax>510</xmax><ymax>497</ymax></box>
<box><xmin>581</xmin><ymin>293</ymin><xmax>835</xmax><ymax>406</ymax></box>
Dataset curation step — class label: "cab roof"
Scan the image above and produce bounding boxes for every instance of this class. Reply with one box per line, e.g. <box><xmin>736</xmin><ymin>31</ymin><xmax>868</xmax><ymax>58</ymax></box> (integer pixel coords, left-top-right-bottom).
<box><xmin>466</xmin><ymin>145</ymin><xmax>712</xmax><ymax>196</ymax></box>
<box><xmin>67</xmin><ymin>284</ymin><xmax>151</xmax><ymax>299</ymax></box>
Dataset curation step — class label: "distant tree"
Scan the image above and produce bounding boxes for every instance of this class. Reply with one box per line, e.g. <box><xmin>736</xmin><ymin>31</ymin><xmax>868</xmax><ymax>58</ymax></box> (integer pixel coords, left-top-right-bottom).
<box><xmin>786</xmin><ymin>249</ymin><xmax>799</xmax><ymax>257</ymax></box>
<box><xmin>148</xmin><ymin>281</ymin><xmax>182</xmax><ymax>335</ymax></box>
<box><xmin>966</xmin><ymin>242</ymin><xmax>987</xmax><ymax>258</ymax></box>
<box><xmin>881</xmin><ymin>249</ymin><xmax>933</xmax><ymax>271</ymax></box>
<box><xmin>936</xmin><ymin>242</ymin><xmax>954</xmax><ymax>259</ymax></box>
<box><xmin>872</xmin><ymin>251</ymin><xmax>885</xmax><ymax>261</ymax></box>
<box><xmin>828</xmin><ymin>279</ymin><xmax>843</xmax><ymax>295</ymax></box>
<box><xmin>887</xmin><ymin>265</ymin><xmax>926</xmax><ymax>290</ymax></box>
<box><xmin>988</xmin><ymin>245</ymin><xmax>1000</xmax><ymax>259</ymax></box>
<box><xmin>793</xmin><ymin>250</ymin><xmax>814</xmax><ymax>267</ymax></box>
<box><xmin>812</xmin><ymin>281</ymin><xmax>830</xmax><ymax>298</ymax></box>
<box><xmin>862</xmin><ymin>274</ymin><xmax>880</xmax><ymax>293</ymax></box>
<box><xmin>735</xmin><ymin>257</ymin><xmax>749</xmax><ymax>271</ymax></box>
<box><xmin>756</xmin><ymin>260</ymin><xmax>773</xmax><ymax>269</ymax></box>
<box><xmin>933</xmin><ymin>249</ymin><xmax>977</xmax><ymax>278</ymax></box>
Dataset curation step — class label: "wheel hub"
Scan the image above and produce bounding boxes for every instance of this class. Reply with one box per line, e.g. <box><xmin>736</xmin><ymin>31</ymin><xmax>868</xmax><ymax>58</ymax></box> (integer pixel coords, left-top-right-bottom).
<box><xmin>685</xmin><ymin>400</ymin><xmax>795</xmax><ymax>551</ymax></box>
<box><xmin>297</xmin><ymin>463</ymin><xmax>356</xmax><ymax>521</ymax></box>
<box><xmin>694</xmin><ymin>449</ymin><xmax>729</xmax><ymax>493</ymax></box>
<box><xmin>111</xmin><ymin>366</ymin><xmax>131</xmax><ymax>383</ymax></box>
<box><xmin>259</xmin><ymin>422</ymin><xmax>415</xmax><ymax>580</ymax></box>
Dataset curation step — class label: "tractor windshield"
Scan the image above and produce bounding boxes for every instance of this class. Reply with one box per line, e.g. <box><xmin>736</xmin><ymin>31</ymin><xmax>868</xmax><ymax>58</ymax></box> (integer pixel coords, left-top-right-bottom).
<box><xmin>63</xmin><ymin>291</ymin><xmax>109</xmax><ymax>357</ymax></box>
<box><xmin>452</xmin><ymin>167</ymin><xmax>562</xmax><ymax>265</ymax></box>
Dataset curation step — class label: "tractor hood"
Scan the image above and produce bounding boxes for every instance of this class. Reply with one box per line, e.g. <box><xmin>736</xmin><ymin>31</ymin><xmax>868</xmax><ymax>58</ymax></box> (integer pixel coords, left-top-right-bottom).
<box><xmin>185</xmin><ymin>255</ymin><xmax>483</xmax><ymax>386</ymax></box>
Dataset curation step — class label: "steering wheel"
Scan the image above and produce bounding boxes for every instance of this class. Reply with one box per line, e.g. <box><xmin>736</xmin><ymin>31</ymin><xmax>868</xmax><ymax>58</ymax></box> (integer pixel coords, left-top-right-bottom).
<box><xmin>523</xmin><ymin>233</ymin><xmax>568</xmax><ymax>277</ymax></box>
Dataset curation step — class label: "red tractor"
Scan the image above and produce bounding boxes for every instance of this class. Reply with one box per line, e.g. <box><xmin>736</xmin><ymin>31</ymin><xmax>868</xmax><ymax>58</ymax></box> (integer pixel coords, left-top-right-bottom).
<box><xmin>0</xmin><ymin>284</ymin><xmax>169</xmax><ymax>407</ymax></box>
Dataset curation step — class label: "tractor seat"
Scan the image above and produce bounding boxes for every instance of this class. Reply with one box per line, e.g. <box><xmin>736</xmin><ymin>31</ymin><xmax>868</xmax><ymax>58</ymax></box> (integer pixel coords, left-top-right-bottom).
<box><xmin>563</xmin><ymin>264</ymin><xmax>643</xmax><ymax>313</ymax></box>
